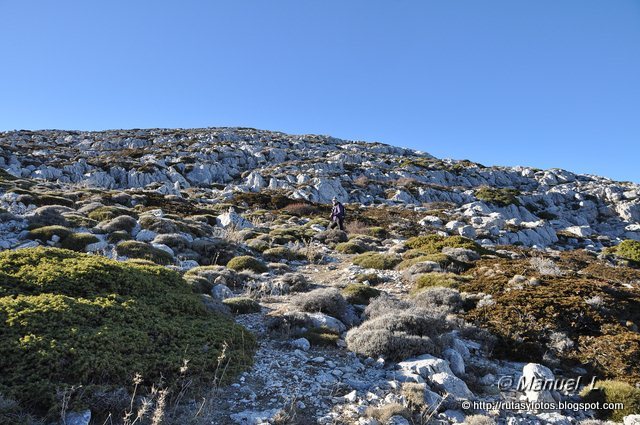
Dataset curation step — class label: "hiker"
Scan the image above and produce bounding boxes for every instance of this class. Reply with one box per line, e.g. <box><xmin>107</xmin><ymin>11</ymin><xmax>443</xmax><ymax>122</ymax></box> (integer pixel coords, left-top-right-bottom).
<box><xmin>329</xmin><ymin>197</ymin><xmax>346</xmax><ymax>231</ymax></box>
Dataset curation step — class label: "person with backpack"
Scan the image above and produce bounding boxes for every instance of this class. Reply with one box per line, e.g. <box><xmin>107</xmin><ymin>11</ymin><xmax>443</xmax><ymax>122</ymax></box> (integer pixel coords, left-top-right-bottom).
<box><xmin>329</xmin><ymin>197</ymin><xmax>346</xmax><ymax>231</ymax></box>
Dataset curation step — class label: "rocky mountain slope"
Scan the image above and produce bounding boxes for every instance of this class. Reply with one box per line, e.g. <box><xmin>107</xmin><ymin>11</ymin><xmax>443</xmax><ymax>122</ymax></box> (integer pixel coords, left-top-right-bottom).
<box><xmin>1</xmin><ymin>128</ymin><xmax>640</xmax><ymax>425</ymax></box>
<box><xmin>1</xmin><ymin>127</ymin><xmax>639</xmax><ymax>250</ymax></box>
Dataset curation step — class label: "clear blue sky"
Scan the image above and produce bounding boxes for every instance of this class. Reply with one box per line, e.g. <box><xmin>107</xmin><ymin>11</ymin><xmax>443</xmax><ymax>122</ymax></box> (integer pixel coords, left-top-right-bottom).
<box><xmin>1</xmin><ymin>1</ymin><xmax>639</xmax><ymax>182</ymax></box>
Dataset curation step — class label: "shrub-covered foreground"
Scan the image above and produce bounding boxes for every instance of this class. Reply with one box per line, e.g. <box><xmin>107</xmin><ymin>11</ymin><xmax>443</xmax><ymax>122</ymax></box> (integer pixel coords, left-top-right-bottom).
<box><xmin>0</xmin><ymin>248</ymin><xmax>256</xmax><ymax>417</ymax></box>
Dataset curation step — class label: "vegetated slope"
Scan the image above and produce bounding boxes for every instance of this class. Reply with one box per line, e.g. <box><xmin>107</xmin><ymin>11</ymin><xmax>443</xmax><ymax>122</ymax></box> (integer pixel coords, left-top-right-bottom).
<box><xmin>1</xmin><ymin>128</ymin><xmax>640</xmax><ymax>424</ymax></box>
<box><xmin>1</xmin><ymin>127</ymin><xmax>639</xmax><ymax>250</ymax></box>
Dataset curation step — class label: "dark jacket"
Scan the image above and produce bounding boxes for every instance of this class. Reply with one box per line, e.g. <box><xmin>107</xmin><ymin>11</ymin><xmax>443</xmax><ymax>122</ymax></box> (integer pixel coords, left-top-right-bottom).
<box><xmin>331</xmin><ymin>202</ymin><xmax>345</xmax><ymax>220</ymax></box>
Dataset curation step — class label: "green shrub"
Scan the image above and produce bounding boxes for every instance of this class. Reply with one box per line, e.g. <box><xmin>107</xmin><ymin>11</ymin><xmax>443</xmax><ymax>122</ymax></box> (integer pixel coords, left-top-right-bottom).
<box><xmin>302</xmin><ymin>327</ymin><xmax>340</xmax><ymax>347</ymax></box>
<box><xmin>62</xmin><ymin>214</ymin><xmax>99</xmax><ymax>228</ymax></box>
<box><xmin>115</xmin><ymin>241</ymin><xmax>174</xmax><ymax>265</ymax></box>
<box><xmin>580</xmin><ymin>380</ymin><xmax>640</xmax><ymax>422</ymax></box>
<box><xmin>412</xmin><ymin>273</ymin><xmax>463</xmax><ymax>294</ymax></box>
<box><xmin>0</xmin><ymin>168</ymin><xmax>17</xmax><ymax>182</ymax></box>
<box><xmin>365</xmin><ymin>403</ymin><xmax>412</xmax><ymax>423</ymax></box>
<box><xmin>227</xmin><ymin>255</ymin><xmax>268</xmax><ymax>273</ymax></box>
<box><xmin>353</xmin><ymin>252</ymin><xmax>401</xmax><ymax>270</ymax></box>
<box><xmin>405</xmin><ymin>234</ymin><xmax>482</xmax><ymax>254</ymax></box>
<box><xmin>107</xmin><ymin>230</ymin><xmax>132</xmax><ymax>244</ymax></box>
<box><xmin>27</xmin><ymin>225</ymin><xmax>72</xmax><ymax>242</ymax></box>
<box><xmin>396</xmin><ymin>253</ymin><xmax>450</xmax><ymax>270</ymax></box>
<box><xmin>223</xmin><ymin>297</ymin><xmax>261</xmax><ymax>314</ymax></box>
<box><xmin>59</xmin><ymin>233</ymin><xmax>99</xmax><ymax>252</ymax></box>
<box><xmin>246</xmin><ymin>238</ymin><xmax>269</xmax><ymax>252</ymax></box>
<box><xmin>342</xmin><ymin>284</ymin><xmax>381</xmax><ymax>305</ymax></box>
<box><xmin>335</xmin><ymin>242</ymin><xmax>368</xmax><ymax>254</ymax></box>
<box><xmin>367</xmin><ymin>226</ymin><xmax>388</xmax><ymax>239</ymax></box>
<box><xmin>262</xmin><ymin>247</ymin><xmax>304</xmax><ymax>261</ymax></box>
<box><xmin>475</xmin><ymin>186</ymin><xmax>521</xmax><ymax>207</ymax></box>
<box><xmin>88</xmin><ymin>206</ymin><xmax>137</xmax><ymax>222</ymax></box>
<box><xmin>291</xmin><ymin>288</ymin><xmax>349</xmax><ymax>323</ymax></box>
<box><xmin>355</xmin><ymin>272</ymin><xmax>385</xmax><ymax>285</ymax></box>
<box><xmin>614</xmin><ymin>240</ymin><xmax>640</xmax><ymax>263</ymax></box>
<box><xmin>0</xmin><ymin>248</ymin><xmax>256</xmax><ymax>417</ymax></box>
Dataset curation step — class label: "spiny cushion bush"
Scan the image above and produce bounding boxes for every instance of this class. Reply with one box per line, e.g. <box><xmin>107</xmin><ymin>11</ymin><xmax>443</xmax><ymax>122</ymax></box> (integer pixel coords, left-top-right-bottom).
<box><xmin>367</xmin><ymin>226</ymin><xmax>388</xmax><ymax>239</ymax></box>
<box><xmin>0</xmin><ymin>248</ymin><xmax>256</xmax><ymax>417</ymax></box>
<box><xmin>62</xmin><ymin>214</ymin><xmax>99</xmax><ymax>228</ymax></box>
<box><xmin>412</xmin><ymin>287</ymin><xmax>464</xmax><ymax>313</ymax></box>
<box><xmin>107</xmin><ymin>230</ymin><xmax>132</xmax><ymax>244</ymax></box>
<box><xmin>227</xmin><ymin>255</ymin><xmax>268</xmax><ymax>273</ymax></box>
<box><xmin>475</xmin><ymin>186</ymin><xmax>521</xmax><ymax>207</ymax></box>
<box><xmin>580</xmin><ymin>380</ymin><xmax>640</xmax><ymax>422</ymax></box>
<box><xmin>613</xmin><ymin>240</ymin><xmax>640</xmax><ymax>263</ymax></box>
<box><xmin>59</xmin><ymin>233</ymin><xmax>99</xmax><ymax>252</ymax></box>
<box><xmin>27</xmin><ymin>225</ymin><xmax>72</xmax><ymax>242</ymax></box>
<box><xmin>291</xmin><ymin>288</ymin><xmax>349</xmax><ymax>322</ymax></box>
<box><xmin>99</xmin><ymin>215</ymin><xmax>138</xmax><ymax>233</ymax></box>
<box><xmin>115</xmin><ymin>240</ymin><xmax>174</xmax><ymax>265</ymax></box>
<box><xmin>405</xmin><ymin>234</ymin><xmax>482</xmax><ymax>254</ymax></box>
<box><xmin>355</xmin><ymin>272</ymin><xmax>385</xmax><ymax>286</ymax></box>
<box><xmin>412</xmin><ymin>273</ymin><xmax>465</xmax><ymax>294</ymax></box>
<box><xmin>353</xmin><ymin>252</ymin><xmax>401</xmax><ymax>270</ymax></box>
<box><xmin>302</xmin><ymin>327</ymin><xmax>340</xmax><ymax>347</ymax></box>
<box><xmin>335</xmin><ymin>241</ymin><xmax>369</xmax><ymax>254</ymax></box>
<box><xmin>88</xmin><ymin>206</ymin><xmax>137</xmax><ymax>222</ymax></box>
<box><xmin>396</xmin><ymin>253</ymin><xmax>450</xmax><ymax>270</ymax></box>
<box><xmin>341</xmin><ymin>284</ymin><xmax>381</xmax><ymax>305</ymax></box>
<box><xmin>365</xmin><ymin>403</ymin><xmax>411</xmax><ymax>423</ymax></box>
<box><xmin>223</xmin><ymin>297</ymin><xmax>261</xmax><ymax>314</ymax></box>
<box><xmin>262</xmin><ymin>247</ymin><xmax>304</xmax><ymax>261</ymax></box>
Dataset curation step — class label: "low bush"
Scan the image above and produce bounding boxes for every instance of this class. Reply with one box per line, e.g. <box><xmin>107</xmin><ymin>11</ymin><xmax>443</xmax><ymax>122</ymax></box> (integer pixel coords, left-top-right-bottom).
<box><xmin>247</xmin><ymin>238</ymin><xmax>270</xmax><ymax>252</ymax></box>
<box><xmin>302</xmin><ymin>327</ymin><xmax>340</xmax><ymax>347</ymax></box>
<box><xmin>353</xmin><ymin>252</ymin><xmax>401</xmax><ymax>270</ymax></box>
<box><xmin>0</xmin><ymin>247</ymin><xmax>256</xmax><ymax>418</ymax></box>
<box><xmin>475</xmin><ymin>186</ymin><xmax>521</xmax><ymax>207</ymax></box>
<box><xmin>367</xmin><ymin>226</ymin><xmax>388</xmax><ymax>239</ymax></box>
<box><xmin>355</xmin><ymin>272</ymin><xmax>385</xmax><ymax>286</ymax></box>
<box><xmin>346</xmin><ymin>310</ymin><xmax>453</xmax><ymax>361</ymax></box>
<box><xmin>613</xmin><ymin>240</ymin><xmax>640</xmax><ymax>263</ymax></box>
<box><xmin>342</xmin><ymin>284</ymin><xmax>381</xmax><ymax>305</ymax></box>
<box><xmin>412</xmin><ymin>273</ymin><xmax>464</xmax><ymax>294</ymax></box>
<box><xmin>396</xmin><ymin>253</ymin><xmax>449</xmax><ymax>270</ymax></box>
<box><xmin>107</xmin><ymin>230</ymin><xmax>132</xmax><ymax>244</ymax></box>
<box><xmin>226</xmin><ymin>255</ymin><xmax>268</xmax><ymax>273</ymax></box>
<box><xmin>313</xmin><ymin>229</ymin><xmax>348</xmax><ymax>245</ymax></box>
<box><xmin>152</xmin><ymin>233</ymin><xmax>191</xmax><ymax>251</ymax></box>
<box><xmin>412</xmin><ymin>287</ymin><xmax>464</xmax><ymax>313</ymax></box>
<box><xmin>275</xmin><ymin>273</ymin><xmax>310</xmax><ymax>293</ymax></box>
<box><xmin>464</xmin><ymin>415</ymin><xmax>497</xmax><ymax>425</ymax></box>
<box><xmin>115</xmin><ymin>240</ymin><xmax>174</xmax><ymax>265</ymax></box>
<box><xmin>62</xmin><ymin>214</ymin><xmax>99</xmax><ymax>228</ymax></box>
<box><xmin>223</xmin><ymin>297</ymin><xmax>261</xmax><ymax>314</ymax></box>
<box><xmin>27</xmin><ymin>205</ymin><xmax>73</xmax><ymax>227</ymax></box>
<box><xmin>291</xmin><ymin>288</ymin><xmax>349</xmax><ymax>322</ymax></box>
<box><xmin>263</xmin><ymin>247</ymin><xmax>305</xmax><ymax>262</ymax></box>
<box><xmin>335</xmin><ymin>241</ymin><xmax>368</xmax><ymax>254</ymax></box>
<box><xmin>402</xmin><ymin>383</ymin><xmax>438</xmax><ymax>413</ymax></box>
<box><xmin>88</xmin><ymin>206</ymin><xmax>137</xmax><ymax>222</ymax></box>
<box><xmin>365</xmin><ymin>403</ymin><xmax>411</xmax><ymax>423</ymax></box>
<box><xmin>27</xmin><ymin>225</ymin><xmax>72</xmax><ymax>242</ymax></box>
<box><xmin>59</xmin><ymin>233</ymin><xmax>99</xmax><ymax>251</ymax></box>
<box><xmin>281</xmin><ymin>202</ymin><xmax>321</xmax><ymax>217</ymax></box>
<box><xmin>99</xmin><ymin>215</ymin><xmax>138</xmax><ymax>233</ymax></box>
<box><xmin>405</xmin><ymin>234</ymin><xmax>482</xmax><ymax>254</ymax></box>
<box><xmin>580</xmin><ymin>380</ymin><xmax>640</xmax><ymax>422</ymax></box>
